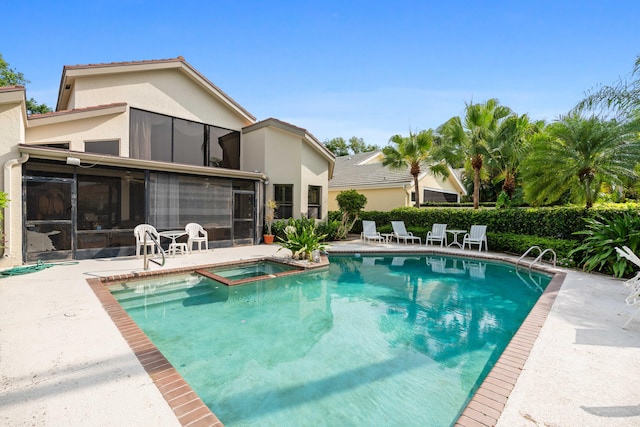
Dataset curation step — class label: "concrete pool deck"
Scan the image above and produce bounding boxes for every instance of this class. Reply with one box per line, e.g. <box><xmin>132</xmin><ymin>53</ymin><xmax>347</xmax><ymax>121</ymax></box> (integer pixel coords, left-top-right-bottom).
<box><xmin>1</xmin><ymin>241</ymin><xmax>639</xmax><ymax>426</ymax></box>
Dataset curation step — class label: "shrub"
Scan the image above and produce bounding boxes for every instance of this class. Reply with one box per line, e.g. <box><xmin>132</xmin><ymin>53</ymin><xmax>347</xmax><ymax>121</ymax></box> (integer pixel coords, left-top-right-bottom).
<box><xmin>277</xmin><ymin>217</ymin><xmax>328</xmax><ymax>260</ymax></box>
<box><xmin>569</xmin><ymin>213</ymin><xmax>640</xmax><ymax>277</ymax></box>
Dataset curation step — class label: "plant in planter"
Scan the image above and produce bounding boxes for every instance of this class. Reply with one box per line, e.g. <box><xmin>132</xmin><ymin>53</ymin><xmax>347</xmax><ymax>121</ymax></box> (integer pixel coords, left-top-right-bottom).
<box><xmin>277</xmin><ymin>218</ymin><xmax>328</xmax><ymax>261</ymax></box>
<box><xmin>264</xmin><ymin>199</ymin><xmax>278</xmax><ymax>244</ymax></box>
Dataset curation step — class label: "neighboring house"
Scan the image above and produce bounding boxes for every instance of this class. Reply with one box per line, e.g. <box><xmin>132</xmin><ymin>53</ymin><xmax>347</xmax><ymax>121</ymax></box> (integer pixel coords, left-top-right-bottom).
<box><xmin>0</xmin><ymin>57</ymin><xmax>334</xmax><ymax>266</ymax></box>
<box><xmin>328</xmin><ymin>151</ymin><xmax>466</xmax><ymax>211</ymax></box>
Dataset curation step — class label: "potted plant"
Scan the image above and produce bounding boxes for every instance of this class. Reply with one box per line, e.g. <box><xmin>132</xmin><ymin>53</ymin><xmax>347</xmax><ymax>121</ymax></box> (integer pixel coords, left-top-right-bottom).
<box><xmin>264</xmin><ymin>199</ymin><xmax>278</xmax><ymax>244</ymax></box>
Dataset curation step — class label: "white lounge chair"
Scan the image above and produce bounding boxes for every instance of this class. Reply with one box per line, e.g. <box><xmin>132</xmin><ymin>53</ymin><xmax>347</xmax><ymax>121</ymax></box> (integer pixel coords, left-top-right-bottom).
<box><xmin>620</xmin><ymin>287</ymin><xmax>640</xmax><ymax>329</ymax></box>
<box><xmin>391</xmin><ymin>221</ymin><xmax>421</xmax><ymax>245</ymax></box>
<box><xmin>425</xmin><ymin>223</ymin><xmax>447</xmax><ymax>247</ymax></box>
<box><xmin>362</xmin><ymin>220</ymin><xmax>384</xmax><ymax>244</ymax></box>
<box><xmin>462</xmin><ymin>225</ymin><xmax>488</xmax><ymax>252</ymax></box>
<box><xmin>185</xmin><ymin>222</ymin><xmax>209</xmax><ymax>252</ymax></box>
<box><xmin>615</xmin><ymin>246</ymin><xmax>640</xmax><ymax>293</ymax></box>
<box><xmin>133</xmin><ymin>224</ymin><xmax>160</xmax><ymax>258</ymax></box>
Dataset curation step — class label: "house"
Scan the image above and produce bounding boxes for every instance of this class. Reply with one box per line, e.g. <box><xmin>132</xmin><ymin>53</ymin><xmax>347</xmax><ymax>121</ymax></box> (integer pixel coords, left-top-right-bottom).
<box><xmin>0</xmin><ymin>57</ymin><xmax>334</xmax><ymax>266</ymax></box>
<box><xmin>328</xmin><ymin>151</ymin><xmax>465</xmax><ymax>211</ymax></box>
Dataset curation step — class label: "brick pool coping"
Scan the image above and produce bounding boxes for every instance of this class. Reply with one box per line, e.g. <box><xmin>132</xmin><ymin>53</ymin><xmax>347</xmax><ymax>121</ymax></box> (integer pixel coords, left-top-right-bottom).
<box><xmin>87</xmin><ymin>253</ymin><xmax>564</xmax><ymax>427</ymax></box>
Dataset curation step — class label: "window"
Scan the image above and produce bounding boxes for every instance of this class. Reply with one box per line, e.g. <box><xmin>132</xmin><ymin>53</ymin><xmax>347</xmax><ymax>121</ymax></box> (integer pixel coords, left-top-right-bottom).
<box><xmin>274</xmin><ymin>184</ymin><xmax>293</xmax><ymax>219</ymax></box>
<box><xmin>173</xmin><ymin>118</ymin><xmax>206</xmax><ymax>166</ymax></box>
<box><xmin>411</xmin><ymin>192</ymin><xmax>416</xmax><ymax>202</ymax></box>
<box><xmin>85</xmin><ymin>140</ymin><xmax>119</xmax><ymax>156</ymax></box>
<box><xmin>307</xmin><ymin>185</ymin><xmax>322</xmax><ymax>219</ymax></box>
<box><xmin>77</xmin><ymin>175</ymin><xmax>121</xmax><ymax>230</ymax></box>
<box><xmin>149</xmin><ymin>173</ymin><xmax>232</xmax><ymax>229</ymax></box>
<box><xmin>129</xmin><ymin>108</ymin><xmax>240</xmax><ymax>169</ymax></box>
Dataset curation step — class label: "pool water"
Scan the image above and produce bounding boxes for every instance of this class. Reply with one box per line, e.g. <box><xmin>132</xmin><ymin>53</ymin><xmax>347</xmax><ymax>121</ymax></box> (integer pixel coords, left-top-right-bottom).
<box><xmin>109</xmin><ymin>254</ymin><xmax>551</xmax><ymax>426</ymax></box>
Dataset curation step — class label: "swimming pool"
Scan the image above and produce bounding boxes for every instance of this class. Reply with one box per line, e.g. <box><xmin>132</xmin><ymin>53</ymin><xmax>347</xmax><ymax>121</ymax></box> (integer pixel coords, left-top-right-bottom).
<box><xmin>195</xmin><ymin>259</ymin><xmax>309</xmax><ymax>286</ymax></box>
<box><xmin>108</xmin><ymin>254</ymin><xmax>552</xmax><ymax>426</ymax></box>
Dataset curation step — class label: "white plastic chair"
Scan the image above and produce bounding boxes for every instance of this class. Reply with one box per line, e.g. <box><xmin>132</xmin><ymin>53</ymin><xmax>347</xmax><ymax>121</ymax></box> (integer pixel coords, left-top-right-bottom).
<box><xmin>391</xmin><ymin>221</ymin><xmax>421</xmax><ymax>245</ymax></box>
<box><xmin>185</xmin><ymin>223</ymin><xmax>209</xmax><ymax>252</ymax></box>
<box><xmin>619</xmin><ymin>287</ymin><xmax>640</xmax><ymax>329</ymax></box>
<box><xmin>615</xmin><ymin>246</ymin><xmax>640</xmax><ymax>294</ymax></box>
<box><xmin>462</xmin><ymin>225</ymin><xmax>488</xmax><ymax>252</ymax></box>
<box><xmin>362</xmin><ymin>220</ymin><xmax>384</xmax><ymax>244</ymax></box>
<box><xmin>134</xmin><ymin>224</ymin><xmax>160</xmax><ymax>258</ymax></box>
<box><xmin>425</xmin><ymin>223</ymin><xmax>448</xmax><ymax>247</ymax></box>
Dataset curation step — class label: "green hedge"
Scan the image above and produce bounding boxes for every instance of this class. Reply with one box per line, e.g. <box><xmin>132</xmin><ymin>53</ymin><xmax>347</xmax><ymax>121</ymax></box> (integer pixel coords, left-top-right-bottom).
<box><xmin>344</xmin><ymin>204</ymin><xmax>640</xmax><ymax>241</ymax></box>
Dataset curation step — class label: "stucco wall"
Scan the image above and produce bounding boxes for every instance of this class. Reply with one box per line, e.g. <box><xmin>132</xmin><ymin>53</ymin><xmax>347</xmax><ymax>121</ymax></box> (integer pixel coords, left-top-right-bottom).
<box><xmin>0</xmin><ymin>98</ymin><xmax>27</xmax><ymax>267</ymax></box>
<box><xmin>328</xmin><ymin>187</ymin><xmax>408</xmax><ymax>212</ymax></box>
<box><xmin>264</xmin><ymin>127</ymin><xmax>303</xmax><ymax>217</ymax></box>
<box><xmin>301</xmin><ymin>142</ymin><xmax>329</xmax><ymax>219</ymax></box>
<box><xmin>26</xmin><ymin>112</ymin><xmax>129</xmax><ymax>153</ymax></box>
<box><xmin>421</xmin><ymin>173</ymin><xmax>461</xmax><ymax>194</ymax></box>
<box><xmin>71</xmin><ymin>69</ymin><xmax>251</xmax><ymax>131</ymax></box>
<box><xmin>243</xmin><ymin>125</ymin><xmax>331</xmax><ymax>220</ymax></box>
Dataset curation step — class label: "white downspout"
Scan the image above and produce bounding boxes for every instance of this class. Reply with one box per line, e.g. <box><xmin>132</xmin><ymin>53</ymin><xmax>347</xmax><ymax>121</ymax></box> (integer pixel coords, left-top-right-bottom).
<box><xmin>3</xmin><ymin>153</ymin><xmax>29</xmax><ymax>257</ymax></box>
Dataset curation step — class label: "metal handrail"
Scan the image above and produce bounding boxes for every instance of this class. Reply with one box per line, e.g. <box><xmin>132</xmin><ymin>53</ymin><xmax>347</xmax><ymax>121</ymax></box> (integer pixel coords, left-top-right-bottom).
<box><xmin>530</xmin><ymin>248</ymin><xmax>556</xmax><ymax>271</ymax></box>
<box><xmin>143</xmin><ymin>231</ymin><xmax>166</xmax><ymax>270</ymax></box>
<box><xmin>516</xmin><ymin>246</ymin><xmax>541</xmax><ymax>267</ymax></box>
<box><xmin>516</xmin><ymin>245</ymin><xmax>556</xmax><ymax>271</ymax></box>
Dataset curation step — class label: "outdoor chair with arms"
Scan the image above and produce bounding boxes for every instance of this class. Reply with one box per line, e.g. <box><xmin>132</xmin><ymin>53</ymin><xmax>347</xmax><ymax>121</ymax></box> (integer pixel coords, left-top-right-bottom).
<box><xmin>425</xmin><ymin>223</ymin><xmax>448</xmax><ymax>247</ymax></box>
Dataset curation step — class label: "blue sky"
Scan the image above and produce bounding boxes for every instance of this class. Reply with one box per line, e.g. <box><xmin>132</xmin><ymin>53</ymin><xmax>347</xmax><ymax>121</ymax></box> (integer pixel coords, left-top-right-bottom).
<box><xmin>3</xmin><ymin>1</ymin><xmax>639</xmax><ymax>148</ymax></box>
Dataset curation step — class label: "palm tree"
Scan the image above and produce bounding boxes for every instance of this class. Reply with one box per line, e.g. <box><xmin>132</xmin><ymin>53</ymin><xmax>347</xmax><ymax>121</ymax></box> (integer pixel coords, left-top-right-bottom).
<box><xmin>436</xmin><ymin>99</ymin><xmax>512</xmax><ymax>209</ymax></box>
<box><xmin>488</xmin><ymin>114</ymin><xmax>544</xmax><ymax>200</ymax></box>
<box><xmin>520</xmin><ymin>113</ymin><xmax>640</xmax><ymax>208</ymax></box>
<box><xmin>576</xmin><ymin>55</ymin><xmax>640</xmax><ymax>119</ymax></box>
<box><xmin>382</xmin><ymin>129</ymin><xmax>448</xmax><ymax>208</ymax></box>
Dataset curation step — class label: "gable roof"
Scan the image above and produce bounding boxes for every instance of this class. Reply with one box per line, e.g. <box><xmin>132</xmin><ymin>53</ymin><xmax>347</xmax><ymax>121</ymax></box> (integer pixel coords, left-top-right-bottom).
<box><xmin>28</xmin><ymin>103</ymin><xmax>127</xmax><ymax>127</ymax></box>
<box><xmin>329</xmin><ymin>150</ymin><xmax>467</xmax><ymax>195</ymax></box>
<box><xmin>329</xmin><ymin>151</ymin><xmax>419</xmax><ymax>189</ymax></box>
<box><xmin>56</xmin><ymin>56</ymin><xmax>256</xmax><ymax>122</ymax></box>
<box><xmin>244</xmin><ymin>117</ymin><xmax>336</xmax><ymax>177</ymax></box>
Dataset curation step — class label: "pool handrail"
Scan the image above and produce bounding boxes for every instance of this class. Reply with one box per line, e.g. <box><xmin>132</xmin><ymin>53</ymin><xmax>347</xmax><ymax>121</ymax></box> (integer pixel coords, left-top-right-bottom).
<box><xmin>143</xmin><ymin>230</ymin><xmax>166</xmax><ymax>270</ymax></box>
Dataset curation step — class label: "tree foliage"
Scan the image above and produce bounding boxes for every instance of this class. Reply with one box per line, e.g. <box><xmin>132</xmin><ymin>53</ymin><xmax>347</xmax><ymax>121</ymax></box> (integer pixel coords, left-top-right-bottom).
<box><xmin>436</xmin><ymin>99</ymin><xmax>512</xmax><ymax>209</ymax></box>
<box><xmin>575</xmin><ymin>54</ymin><xmax>640</xmax><ymax>120</ymax></box>
<box><xmin>520</xmin><ymin>113</ymin><xmax>640</xmax><ymax>208</ymax></box>
<box><xmin>324</xmin><ymin>136</ymin><xmax>378</xmax><ymax>156</ymax></box>
<box><xmin>382</xmin><ymin>129</ymin><xmax>448</xmax><ymax>208</ymax></box>
<box><xmin>335</xmin><ymin>189</ymin><xmax>367</xmax><ymax>239</ymax></box>
<box><xmin>0</xmin><ymin>53</ymin><xmax>53</xmax><ymax>115</ymax></box>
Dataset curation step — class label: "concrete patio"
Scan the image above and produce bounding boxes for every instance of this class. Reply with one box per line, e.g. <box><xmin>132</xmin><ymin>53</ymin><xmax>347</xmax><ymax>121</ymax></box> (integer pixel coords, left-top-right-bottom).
<box><xmin>1</xmin><ymin>241</ymin><xmax>639</xmax><ymax>426</ymax></box>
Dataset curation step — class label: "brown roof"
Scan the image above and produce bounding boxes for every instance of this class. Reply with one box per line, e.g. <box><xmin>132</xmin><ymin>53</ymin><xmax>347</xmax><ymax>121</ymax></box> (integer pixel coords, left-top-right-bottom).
<box><xmin>0</xmin><ymin>85</ymin><xmax>26</xmax><ymax>92</ymax></box>
<box><xmin>62</xmin><ymin>56</ymin><xmax>185</xmax><ymax>71</ymax></box>
<box><xmin>30</xmin><ymin>102</ymin><xmax>127</xmax><ymax>120</ymax></box>
<box><xmin>57</xmin><ymin>56</ymin><xmax>255</xmax><ymax>121</ymax></box>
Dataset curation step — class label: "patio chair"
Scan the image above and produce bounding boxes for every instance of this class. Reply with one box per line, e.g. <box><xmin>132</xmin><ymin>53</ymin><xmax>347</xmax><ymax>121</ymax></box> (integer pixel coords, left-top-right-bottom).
<box><xmin>391</xmin><ymin>221</ymin><xmax>421</xmax><ymax>245</ymax></box>
<box><xmin>462</xmin><ymin>225</ymin><xmax>488</xmax><ymax>252</ymax></box>
<box><xmin>134</xmin><ymin>224</ymin><xmax>160</xmax><ymax>258</ymax></box>
<box><xmin>615</xmin><ymin>246</ymin><xmax>640</xmax><ymax>293</ymax></box>
<box><xmin>362</xmin><ymin>220</ymin><xmax>384</xmax><ymax>244</ymax></box>
<box><xmin>425</xmin><ymin>223</ymin><xmax>447</xmax><ymax>247</ymax></box>
<box><xmin>619</xmin><ymin>287</ymin><xmax>640</xmax><ymax>329</ymax></box>
<box><xmin>185</xmin><ymin>222</ymin><xmax>209</xmax><ymax>252</ymax></box>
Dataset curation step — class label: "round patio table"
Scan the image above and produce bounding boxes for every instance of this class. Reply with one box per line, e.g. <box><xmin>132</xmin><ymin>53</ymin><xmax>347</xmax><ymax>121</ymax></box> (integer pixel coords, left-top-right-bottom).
<box><xmin>446</xmin><ymin>229</ymin><xmax>467</xmax><ymax>248</ymax></box>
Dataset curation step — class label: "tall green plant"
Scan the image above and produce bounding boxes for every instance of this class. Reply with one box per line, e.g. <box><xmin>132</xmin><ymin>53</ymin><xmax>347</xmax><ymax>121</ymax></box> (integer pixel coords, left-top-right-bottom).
<box><xmin>436</xmin><ymin>99</ymin><xmax>512</xmax><ymax>209</ymax></box>
<box><xmin>335</xmin><ymin>189</ymin><xmax>367</xmax><ymax>239</ymax></box>
<box><xmin>569</xmin><ymin>213</ymin><xmax>640</xmax><ymax>276</ymax></box>
<box><xmin>521</xmin><ymin>113</ymin><xmax>640</xmax><ymax>208</ymax></box>
<box><xmin>382</xmin><ymin>129</ymin><xmax>448</xmax><ymax>208</ymax></box>
<box><xmin>277</xmin><ymin>218</ymin><xmax>328</xmax><ymax>260</ymax></box>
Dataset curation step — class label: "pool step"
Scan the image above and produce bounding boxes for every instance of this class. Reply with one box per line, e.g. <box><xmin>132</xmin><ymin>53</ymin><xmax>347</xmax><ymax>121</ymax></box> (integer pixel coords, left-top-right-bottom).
<box><xmin>114</xmin><ymin>281</ymin><xmax>219</xmax><ymax>310</ymax></box>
